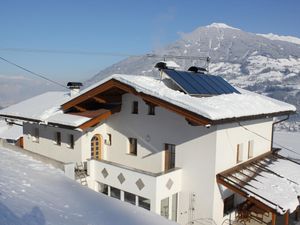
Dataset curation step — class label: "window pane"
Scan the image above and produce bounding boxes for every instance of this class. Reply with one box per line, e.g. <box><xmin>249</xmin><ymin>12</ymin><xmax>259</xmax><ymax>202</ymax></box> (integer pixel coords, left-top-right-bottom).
<box><xmin>70</xmin><ymin>134</ymin><xmax>74</xmax><ymax>149</ymax></box>
<box><xmin>138</xmin><ymin>196</ymin><xmax>150</xmax><ymax>210</ymax></box>
<box><xmin>236</xmin><ymin>144</ymin><xmax>243</xmax><ymax>163</ymax></box>
<box><xmin>223</xmin><ymin>195</ymin><xmax>235</xmax><ymax>215</ymax></box>
<box><xmin>124</xmin><ymin>191</ymin><xmax>136</xmax><ymax>205</ymax></box>
<box><xmin>171</xmin><ymin>194</ymin><xmax>178</xmax><ymax>221</ymax></box>
<box><xmin>161</xmin><ymin>197</ymin><xmax>169</xmax><ymax>219</ymax></box>
<box><xmin>248</xmin><ymin>140</ymin><xmax>254</xmax><ymax>159</ymax></box>
<box><xmin>110</xmin><ymin>187</ymin><xmax>121</xmax><ymax>199</ymax></box>
<box><xmin>132</xmin><ymin>101</ymin><xmax>138</xmax><ymax>114</ymax></box>
<box><xmin>98</xmin><ymin>183</ymin><xmax>108</xmax><ymax>195</ymax></box>
<box><xmin>129</xmin><ymin>138</ymin><xmax>137</xmax><ymax>155</ymax></box>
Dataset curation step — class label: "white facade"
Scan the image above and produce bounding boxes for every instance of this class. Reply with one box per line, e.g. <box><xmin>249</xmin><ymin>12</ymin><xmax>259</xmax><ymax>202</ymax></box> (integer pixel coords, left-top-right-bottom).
<box><xmin>21</xmin><ymin>92</ymin><xmax>274</xmax><ymax>224</ymax></box>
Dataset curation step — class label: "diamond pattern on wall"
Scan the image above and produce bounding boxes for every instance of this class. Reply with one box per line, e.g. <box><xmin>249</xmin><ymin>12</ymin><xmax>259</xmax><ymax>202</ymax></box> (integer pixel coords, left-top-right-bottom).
<box><xmin>101</xmin><ymin>168</ymin><xmax>109</xmax><ymax>178</ymax></box>
<box><xmin>166</xmin><ymin>178</ymin><xmax>174</xmax><ymax>190</ymax></box>
<box><xmin>136</xmin><ymin>178</ymin><xmax>145</xmax><ymax>190</ymax></box>
<box><xmin>117</xmin><ymin>173</ymin><xmax>125</xmax><ymax>184</ymax></box>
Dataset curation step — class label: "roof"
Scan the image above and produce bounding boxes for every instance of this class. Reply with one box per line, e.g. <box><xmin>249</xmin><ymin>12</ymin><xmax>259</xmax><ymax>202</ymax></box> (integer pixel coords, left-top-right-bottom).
<box><xmin>0</xmin><ymin>73</ymin><xmax>296</xmax><ymax>128</ymax></box>
<box><xmin>0</xmin><ymin>92</ymin><xmax>90</xmax><ymax>128</ymax></box>
<box><xmin>65</xmin><ymin>74</ymin><xmax>295</xmax><ymax>122</ymax></box>
<box><xmin>217</xmin><ymin>151</ymin><xmax>300</xmax><ymax>215</ymax></box>
<box><xmin>0</xmin><ymin>121</ymin><xmax>22</xmax><ymax>140</ymax></box>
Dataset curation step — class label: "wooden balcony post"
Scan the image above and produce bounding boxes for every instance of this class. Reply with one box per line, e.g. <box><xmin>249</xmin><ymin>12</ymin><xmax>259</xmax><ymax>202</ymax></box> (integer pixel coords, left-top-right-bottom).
<box><xmin>272</xmin><ymin>213</ymin><xmax>276</xmax><ymax>225</ymax></box>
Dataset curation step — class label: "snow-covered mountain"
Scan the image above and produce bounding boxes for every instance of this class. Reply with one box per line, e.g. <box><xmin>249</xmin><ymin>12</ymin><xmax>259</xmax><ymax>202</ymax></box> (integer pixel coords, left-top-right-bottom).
<box><xmin>86</xmin><ymin>23</ymin><xmax>300</xmax><ymax>131</ymax></box>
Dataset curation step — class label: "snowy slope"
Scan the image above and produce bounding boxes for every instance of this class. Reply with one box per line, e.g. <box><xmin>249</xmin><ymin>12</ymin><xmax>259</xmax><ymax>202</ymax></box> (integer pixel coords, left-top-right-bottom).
<box><xmin>86</xmin><ymin>23</ymin><xmax>300</xmax><ymax>131</ymax></box>
<box><xmin>0</xmin><ymin>147</ymin><xmax>176</xmax><ymax>225</ymax></box>
<box><xmin>257</xmin><ymin>33</ymin><xmax>300</xmax><ymax>45</ymax></box>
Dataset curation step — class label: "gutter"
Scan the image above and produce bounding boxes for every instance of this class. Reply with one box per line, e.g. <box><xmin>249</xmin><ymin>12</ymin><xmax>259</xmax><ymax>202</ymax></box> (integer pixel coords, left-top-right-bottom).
<box><xmin>271</xmin><ymin>114</ymin><xmax>290</xmax><ymax>151</ymax></box>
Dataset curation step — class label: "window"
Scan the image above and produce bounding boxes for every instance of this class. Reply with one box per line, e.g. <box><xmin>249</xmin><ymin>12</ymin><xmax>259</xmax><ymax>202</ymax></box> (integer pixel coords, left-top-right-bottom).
<box><xmin>98</xmin><ymin>183</ymin><xmax>108</xmax><ymax>195</ymax></box>
<box><xmin>55</xmin><ymin>132</ymin><xmax>61</xmax><ymax>146</ymax></box>
<box><xmin>110</xmin><ymin>187</ymin><xmax>121</xmax><ymax>199</ymax></box>
<box><xmin>124</xmin><ymin>191</ymin><xmax>136</xmax><ymax>205</ymax></box>
<box><xmin>223</xmin><ymin>195</ymin><xmax>235</xmax><ymax>216</ymax></box>
<box><xmin>129</xmin><ymin>138</ymin><xmax>137</xmax><ymax>155</ymax></box>
<box><xmin>138</xmin><ymin>196</ymin><xmax>150</xmax><ymax>210</ymax></box>
<box><xmin>132</xmin><ymin>101</ymin><xmax>138</xmax><ymax>114</ymax></box>
<box><xmin>105</xmin><ymin>133</ymin><xmax>112</xmax><ymax>146</ymax></box>
<box><xmin>148</xmin><ymin>104</ymin><xmax>155</xmax><ymax>115</ymax></box>
<box><xmin>171</xmin><ymin>193</ymin><xmax>178</xmax><ymax>222</ymax></box>
<box><xmin>161</xmin><ymin>197</ymin><xmax>169</xmax><ymax>219</ymax></box>
<box><xmin>248</xmin><ymin>140</ymin><xmax>254</xmax><ymax>159</ymax></box>
<box><xmin>69</xmin><ymin>134</ymin><xmax>74</xmax><ymax>149</ymax></box>
<box><xmin>33</xmin><ymin>127</ymin><xmax>39</xmax><ymax>143</ymax></box>
<box><xmin>165</xmin><ymin>144</ymin><xmax>176</xmax><ymax>171</ymax></box>
<box><xmin>236</xmin><ymin>144</ymin><xmax>243</xmax><ymax>163</ymax></box>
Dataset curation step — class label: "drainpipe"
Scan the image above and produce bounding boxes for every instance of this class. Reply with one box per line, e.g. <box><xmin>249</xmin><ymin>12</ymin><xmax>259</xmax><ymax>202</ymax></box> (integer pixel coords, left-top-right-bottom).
<box><xmin>271</xmin><ymin>115</ymin><xmax>290</xmax><ymax>151</ymax></box>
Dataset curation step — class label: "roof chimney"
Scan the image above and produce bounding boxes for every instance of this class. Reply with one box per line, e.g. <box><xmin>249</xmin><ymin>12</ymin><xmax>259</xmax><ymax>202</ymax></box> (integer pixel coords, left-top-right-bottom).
<box><xmin>67</xmin><ymin>82</ymin><xmax>83</xmax><ymax>97</ymax></box>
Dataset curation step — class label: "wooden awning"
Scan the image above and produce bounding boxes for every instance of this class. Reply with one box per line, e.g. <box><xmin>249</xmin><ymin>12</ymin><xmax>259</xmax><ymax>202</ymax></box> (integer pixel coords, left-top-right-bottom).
<box><xmin>217</xmin><ymin>151</ymin><xmax>300</xmax><ymax>216</ymax></box>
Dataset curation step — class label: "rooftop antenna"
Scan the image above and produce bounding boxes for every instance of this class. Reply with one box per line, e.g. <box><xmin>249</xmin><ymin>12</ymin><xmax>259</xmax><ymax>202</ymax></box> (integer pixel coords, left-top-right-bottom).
<box><xmin>146</xmin><ymin>54</ymin><xmax>210</xmax><ymax>72</ymax></box>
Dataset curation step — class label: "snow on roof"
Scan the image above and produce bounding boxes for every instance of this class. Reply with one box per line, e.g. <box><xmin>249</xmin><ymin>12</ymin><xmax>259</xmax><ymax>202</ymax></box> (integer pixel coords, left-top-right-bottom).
<box><xmin>75</xmin><ymin>74</ymin><xmax>295</xmax><ymax>121</ymax></box>
<box><xmin>219</xmin><ymin>153</ymin><xmax>300</xmax><ymax>214</ymax></box>
<box><xmin>245</xmin><ymin>157</ymin><xmax>300</xmax><ymax>214</ymax></box>
<box><xmin>46</xmin><ymin>113</ymin><xmax>90</xmax><ymax>127</ymax></box>
<box><xmin>0</xmin><ymin>92</ymin><xmax>90</xmax><ymax>127</ymax></box>
<box><xmin>0</xmin><ymin>147</ymin><xmax>176</xmax><ymax>225</ymax></box>
<box><xmin>0</xmin><ymin>121</ymin><xmax>22</xmax><ymax>140</ymax></box>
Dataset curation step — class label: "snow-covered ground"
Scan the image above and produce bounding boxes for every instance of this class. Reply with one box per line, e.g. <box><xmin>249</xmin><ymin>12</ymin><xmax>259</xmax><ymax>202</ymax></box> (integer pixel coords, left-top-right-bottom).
<box><xmin>274</xmin><ymin>131</ymin><xmax>300</xmax><ymax>161</ymax></box>
<box><xmin>0</xmin><ymin>147</ymin><xmax>176</xmax><ymax>225</ymax></box>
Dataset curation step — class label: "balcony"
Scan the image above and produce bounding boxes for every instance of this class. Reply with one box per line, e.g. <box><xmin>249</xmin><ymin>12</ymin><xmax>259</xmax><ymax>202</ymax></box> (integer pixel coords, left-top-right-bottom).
<box><xmin>87</xmin><ymin>158</ymin><xmax>182</xmax><ymax>208</ymax></box>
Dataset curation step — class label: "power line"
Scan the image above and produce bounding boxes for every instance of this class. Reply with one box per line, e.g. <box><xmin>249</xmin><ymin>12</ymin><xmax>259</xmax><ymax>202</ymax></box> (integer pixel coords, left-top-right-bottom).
<box><xmin>0</xmin><ymin>48</ymin><xmax>139</xmax><ymax>57</ymax></box>
<box><xmin>0</xmin><ymin>55</ymin><xmax>68</xmax><ymax>90</ymax></box>
<box><xmin>237</xmin><ymin>121</ymin><xmax>300</xmax><ymax>156</ymax></box>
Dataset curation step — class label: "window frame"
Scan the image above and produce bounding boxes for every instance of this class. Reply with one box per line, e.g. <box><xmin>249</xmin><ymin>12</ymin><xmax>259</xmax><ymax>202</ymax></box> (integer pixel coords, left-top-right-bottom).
<box><xmin>236</xmin><ymin>144</ymin><xmax>243</xmax><ymax>163</ymax></box>
<box><xmin>148</xmin><ymin>104</ymin><xmax>155</xmax><ymax>115</ymax></box>
<box><xmin>69</xmin><ymin>134</ymin><xmax>74</xmax><ymax>149</ymax></box>
<box><xmin>165</xmin><ymin>143</ymin><xmax>176</xmax><ymax>171</ymax></box>
<box><xmin>55</xmin><ymin>132</ymin><xmax>61</xmax><ymax>146</ymax></box>
<box><xmin>33</xmin><ymin>127</ymin><xmax>39</xmax><ymax>143</ymax></box>
<box><xmin>132</xmin><ymin>101</ymin><xmax>138</xmax><ymax>114</ymax></box>
<box><xmin>128</xmin><ymin>137</ymin><xmax>137</xmax><ymax>156</ymax></box>
<box><xmin>223</xmin><ymin>194</ymin><xmax>235</xmax><ymax>216</ymax></box>
<box><xmin>248</xmin><ymin>140</ymin><xmax>254</xmax><ymax>159</ymax></box>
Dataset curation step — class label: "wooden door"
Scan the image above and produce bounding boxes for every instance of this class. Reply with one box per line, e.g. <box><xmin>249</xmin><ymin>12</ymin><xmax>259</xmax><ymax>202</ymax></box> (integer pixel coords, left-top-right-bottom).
<box><xmin>91</xmin><ymin>134</ymin><xmax>102</xmax><ymax>160</ymax></box>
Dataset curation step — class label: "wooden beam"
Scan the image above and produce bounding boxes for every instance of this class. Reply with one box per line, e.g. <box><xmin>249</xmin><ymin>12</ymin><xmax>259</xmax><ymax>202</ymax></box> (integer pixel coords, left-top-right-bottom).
<box><xmin>74</xmin><ymin>105</ymin><xmax>87</xmax><ymax>112</ymax></box>
<box><xmin>78</xmin><ymin>106</ymin><xmax>121</xmax><ymax>130</ymax></box>
<box><xmin>92</xmin><ymin>96</ymin><xmax>106</xmax><ymax>103</ymax></box>
<box><xmin>284</xmin><ymin>211</ymin><xmax>289</xmax><ymax>225</ymax></box>
<box><xmin>272</xmin><ymin>213</ymin><xmax>276</xmax><ymax>225</ymax></box>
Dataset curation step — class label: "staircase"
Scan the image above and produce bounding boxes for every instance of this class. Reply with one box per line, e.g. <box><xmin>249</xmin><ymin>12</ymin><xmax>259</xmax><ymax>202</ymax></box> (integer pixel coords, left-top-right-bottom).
<box><xmin>75</xmin><ymin>162</ymin><xmax>88</xmax><ymax>186</ymax></box>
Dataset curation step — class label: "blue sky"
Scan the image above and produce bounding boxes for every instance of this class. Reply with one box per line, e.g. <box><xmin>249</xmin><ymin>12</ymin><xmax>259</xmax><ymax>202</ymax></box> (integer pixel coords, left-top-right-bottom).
<box><xmin>0</xmin><ymin>0</ymin><xmax>299</xmax><ymax>82</ymax></box>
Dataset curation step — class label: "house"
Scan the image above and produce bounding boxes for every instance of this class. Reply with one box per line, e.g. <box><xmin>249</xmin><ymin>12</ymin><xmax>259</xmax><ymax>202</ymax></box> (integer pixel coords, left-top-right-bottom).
<box><xmin>0</xmin><ymin>63</ymin><xmax>299</xmax><ymax>225</ymax></box>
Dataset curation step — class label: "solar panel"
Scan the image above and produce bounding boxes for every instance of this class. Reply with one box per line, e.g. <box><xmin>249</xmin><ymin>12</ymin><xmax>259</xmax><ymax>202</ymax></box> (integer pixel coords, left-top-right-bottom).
<box><xmin>162</xmin><ymin>69</ymin><xmax>240</xmax><ymax>96</ymax></box>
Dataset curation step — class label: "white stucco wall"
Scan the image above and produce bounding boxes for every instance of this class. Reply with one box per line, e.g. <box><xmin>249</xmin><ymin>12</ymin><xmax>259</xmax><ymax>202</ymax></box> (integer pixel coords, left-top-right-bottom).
<box><xmin>23</xmin><ymin>122</ymin><xmax>82</xmax><ymax>163</ymax></box>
